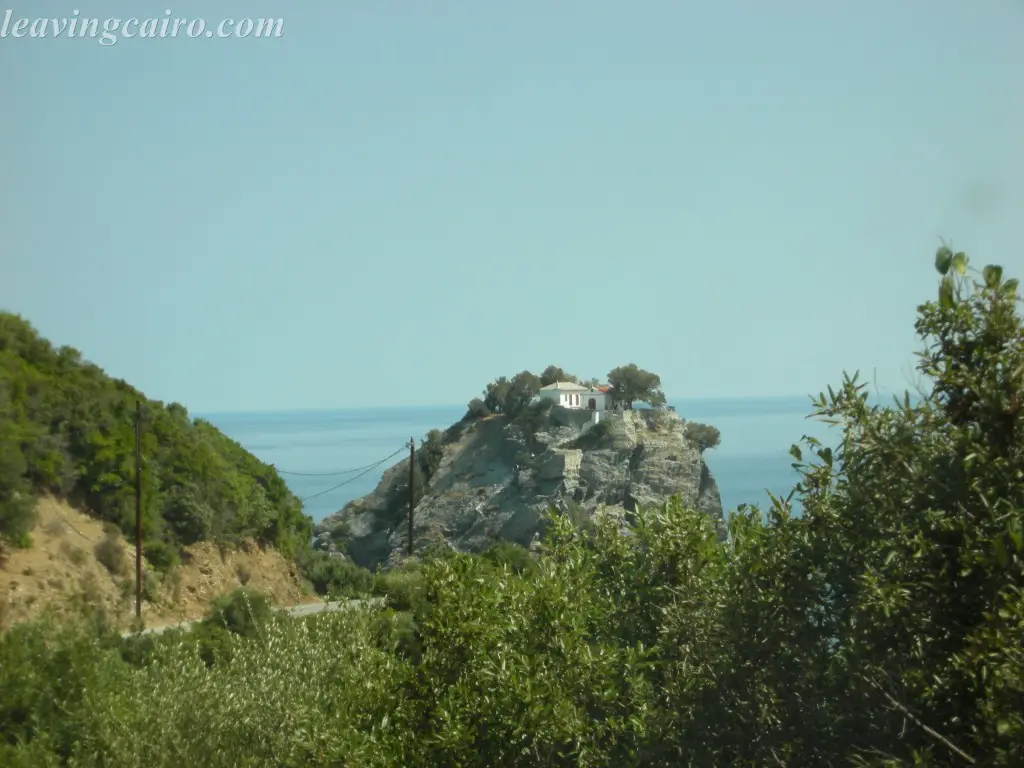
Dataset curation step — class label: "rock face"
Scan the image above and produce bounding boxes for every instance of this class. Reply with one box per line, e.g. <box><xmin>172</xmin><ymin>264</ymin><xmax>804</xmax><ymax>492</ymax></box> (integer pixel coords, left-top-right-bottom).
<box><xmin>314</xmin><ymin>404</ymin><xmax>725</xmax><ymax>571</ymax></box>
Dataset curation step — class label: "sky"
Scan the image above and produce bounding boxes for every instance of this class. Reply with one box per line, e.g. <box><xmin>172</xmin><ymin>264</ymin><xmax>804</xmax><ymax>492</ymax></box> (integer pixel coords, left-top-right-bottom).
<box><xmin>2</xmin><ymin>0</ymin><xmax>1022</xmax><ymax>413</ymax></box>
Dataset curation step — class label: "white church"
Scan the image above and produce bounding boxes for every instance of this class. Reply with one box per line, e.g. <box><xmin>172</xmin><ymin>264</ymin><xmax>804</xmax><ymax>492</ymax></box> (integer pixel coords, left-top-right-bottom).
<box><xmin>537</xmin><ymin>381</ymin><xmax>620</xmax><ymax>412</ymax></box>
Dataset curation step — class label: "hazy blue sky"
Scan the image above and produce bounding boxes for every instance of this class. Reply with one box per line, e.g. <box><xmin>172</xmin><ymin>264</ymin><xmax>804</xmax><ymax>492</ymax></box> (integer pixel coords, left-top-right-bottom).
<box><xmin>3</xmin><ymin>1</ymin><xmax>1022</xmax><ymax>412</ymax></box>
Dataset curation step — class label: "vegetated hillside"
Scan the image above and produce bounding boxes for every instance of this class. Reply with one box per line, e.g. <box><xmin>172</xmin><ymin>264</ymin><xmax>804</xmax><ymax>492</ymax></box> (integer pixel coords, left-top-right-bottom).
<box><xmin>0</xmin><ymin>496</ymin><xmax>313</xmax><ymax>632</ymax></box>
<box><xmin>0</xmin><ymin>312</ymin><xmax>313</xmax><ymax>561</ymax></box>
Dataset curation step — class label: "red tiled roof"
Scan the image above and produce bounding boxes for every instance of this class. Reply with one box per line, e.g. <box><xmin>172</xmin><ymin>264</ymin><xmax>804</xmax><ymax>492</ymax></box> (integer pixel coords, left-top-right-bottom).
<box><xmin>594</xmin><ymin>385</ymin><xmax>612</xmax><ymax>393</ymax></box>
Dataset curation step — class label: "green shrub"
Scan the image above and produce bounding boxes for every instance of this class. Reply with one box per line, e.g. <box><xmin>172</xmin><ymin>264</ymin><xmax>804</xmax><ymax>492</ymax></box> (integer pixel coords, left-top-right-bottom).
<box><xmin>297</xmin><ymin>549</ymin><xmax>373</xmax><ymax>598</ymax></box>
<box><xmin>443</xmin><ymin>420</ymin><xmax>466</xmax><ymax>442</ymax></box>
<box><xmin>464</xmin><ymin>397</ymin><xmax>490</xmax><ymax>421</ymax></box>
<box><xmin>143</xmin><ymin>539</ymin><xmax>179</xmax><ymax>572</ymax></box>
<box><xmin>418</xmin><ymin>429</ymin><xmax>446</xmax><ymax>482</ymax></box>
<box><xmin>94</xmin><ymin>533</ymin><xmax>126</xmax><ymax>575</ymax></box>
<box><xmin>0</xmin><ymin>496</ymin><xmax>35</xmax><ymax>550</ymax></box>
<box><xmin>683</xmin><ymin>421</ymin><xmax>721</xmax><ymax>451</ymax></box>
<box><xmin>481</xmin><ymin>540</ymin><xmax>538</xmax><ymax>575</ymax></box>
<box><xmin>141</xmin><ymin>570</ymin><xmax>161</xmax><ymax>603</ymax></box>
<box><xmin>78</xmin><ymin>608</ymin><xmax>415</xmax><ymax>765</ymax></box>
<box><xmin>119</xmin><ymin>629</ymin><xmax>167</xmax><ymax>668</ymax></box>
<box><xmin>203</xmin><ymin>587</ymin><xmax>276</xmax><ymax>640</ymax></box>
<box><xmin>190</xmin><ymin>622</ymin><xmax>238</xmax><ymax>667</ymax></box>
<box><xmin>0</xmin><ymin>618</ymin><xmax>118</xmax><ymax>758</ymax></box>
<box><xmin>516</xmin><ymin>397</ymin><xmax>554</xmax><ymax>434</ymax></box>
<box><xmin>372</xmin><ymin>609</ymin><xmax>422</xmax><ymax>664</ymax></box>
<box><xmin>371</xmin><ymin>562</ymin><xmax>427</xmax><ymax>613</ymax></box>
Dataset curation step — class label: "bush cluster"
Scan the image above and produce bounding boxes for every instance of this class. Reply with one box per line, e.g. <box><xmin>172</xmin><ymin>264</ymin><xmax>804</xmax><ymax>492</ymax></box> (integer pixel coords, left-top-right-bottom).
<box><xmin>683</xmin><ymin>421</ymin><xmax>721</xmax><ymax>451</ymax></box>
<box><xmin>296</xmin><ymin>549</ymin><xmax>374</xmax><ymax>598</ymax></box>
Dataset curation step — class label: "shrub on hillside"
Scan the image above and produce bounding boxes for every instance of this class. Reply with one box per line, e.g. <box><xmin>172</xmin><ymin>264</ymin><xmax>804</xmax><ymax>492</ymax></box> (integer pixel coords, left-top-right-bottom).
<box><xmin>297</xmin><ymin>549</ymin><xmax>373</xmax><ymax>598</ymax></box>
<box><xmin>443</xmin><ymin>420</ymin><xmax>466</xmax><ymax>442</ymax></box>
<box><xmin>94</xmin><ymin>532</ymin><xmax>126</xmax><ymax>575</ymax></box>
<box><xmin>143</xmin><ymin>539</ymin><xmax>179</xmax><ymax>572</ymax></box>
<box><xmin>684</xmin><ymin>421</ymin><xmax>721</xmax><ymax>451</ymax></box>
<box><xmin>418</xmin><ymin>429</ymin><xmax>446</xmax><ymax>483</ymax></box>
<box><xmin>464</xmin><ymin>397</ymin><xmax>490</xmax><ymax>421</ymax></box>
<box><xmin>0</xmin><ymin>496</ymin><xmax>35</xmax><ymax>551</ymax></box>
<box><xmin>515</xmin><ymin>397</ymin><xmax>554</xmax><ymax>435</ymax></box>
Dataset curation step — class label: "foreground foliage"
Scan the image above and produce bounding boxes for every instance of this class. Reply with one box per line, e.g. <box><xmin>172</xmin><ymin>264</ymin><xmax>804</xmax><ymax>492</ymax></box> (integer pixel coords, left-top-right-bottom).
<box><xmin>1</xmin><ymin>248</ymin><xmax>1022</xmax><ymax>765</ymax></box>
<box><xmin>0</xmin><ymin>312</ymin><xmax>313</xmax><ymax>556</ymax></box>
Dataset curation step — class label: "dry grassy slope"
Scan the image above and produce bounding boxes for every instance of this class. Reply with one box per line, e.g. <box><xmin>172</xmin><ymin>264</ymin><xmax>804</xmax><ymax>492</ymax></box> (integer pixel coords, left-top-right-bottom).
<box><xmin>0</xmin><ymin>496</ymin><xmax>317</xmax><ymax>632</ymax></box>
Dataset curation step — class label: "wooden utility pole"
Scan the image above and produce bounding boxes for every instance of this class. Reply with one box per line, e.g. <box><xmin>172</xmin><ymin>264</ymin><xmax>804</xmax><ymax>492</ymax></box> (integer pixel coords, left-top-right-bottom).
<box><xmin>408</xmin><ymin>437</ymin><xmax>415</xmax><ymax>556</ymax></box>
<box><xmin>134</xmin><ymin>400</ymin><xmax>143</xmax><ymax>621</ymax></box>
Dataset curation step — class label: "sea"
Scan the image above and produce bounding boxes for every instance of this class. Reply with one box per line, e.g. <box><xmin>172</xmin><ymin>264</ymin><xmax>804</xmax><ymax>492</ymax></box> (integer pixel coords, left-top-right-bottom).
<box><xmin>201</xmin><ymin>397</ymin><xmax>837</xmax><ymax>526</ymax></box>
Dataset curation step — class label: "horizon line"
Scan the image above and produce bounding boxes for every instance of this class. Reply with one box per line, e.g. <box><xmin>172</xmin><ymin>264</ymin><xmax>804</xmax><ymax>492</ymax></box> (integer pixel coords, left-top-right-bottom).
<box><xmin>195</xmin><ymin>393</ymin><xmax>829</xmax><ymax>417</ymax></box>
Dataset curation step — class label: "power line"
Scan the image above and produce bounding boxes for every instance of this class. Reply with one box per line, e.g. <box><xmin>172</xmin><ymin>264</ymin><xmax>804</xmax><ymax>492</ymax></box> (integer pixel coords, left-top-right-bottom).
<box><xmin>275</xmin><ymin>457</ymin><xmax>401</xmax><ymax>477</ymax></box>
<box><xmin>299</xmin><ymin>445</ymin><xmax>408</xmax><ymax>502</ymax></box>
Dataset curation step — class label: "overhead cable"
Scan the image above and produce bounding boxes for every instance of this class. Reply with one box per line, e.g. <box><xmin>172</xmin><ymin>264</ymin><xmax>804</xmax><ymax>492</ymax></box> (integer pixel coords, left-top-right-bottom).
<box><xmin>299</xmin><ymin>445</ymin><xmax>408</xmax><ymax>502</ymax></box>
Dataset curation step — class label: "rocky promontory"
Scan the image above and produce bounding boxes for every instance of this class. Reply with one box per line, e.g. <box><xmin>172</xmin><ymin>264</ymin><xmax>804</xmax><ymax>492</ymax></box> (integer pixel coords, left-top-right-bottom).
<box><xmin>315</xmin><ymin>398</ymin><xmax>725</xmax><ymax>571</ymax></box>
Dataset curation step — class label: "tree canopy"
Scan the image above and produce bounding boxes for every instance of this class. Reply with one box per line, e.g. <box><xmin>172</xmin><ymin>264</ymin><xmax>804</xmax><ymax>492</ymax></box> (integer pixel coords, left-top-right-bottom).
<box><xmin>683</xmin><ymin>421</ymin><xmax>721</xmax><ymax>452</ymax></box>
<box><xmin>478</xmin><ymin>370</ymin><xmax>542</xmax><ymax>419</ymax></box>
<box><xmin>607</xmin><ymin>363</ymin><xmax>665</xmax><ymax>408</ymax></box>
<box><xmin>539</xmin><ymin>365</ymin><xmax>578</xmax><ymax>387</ymax></box>
<box><xmin>0</xmin><ymin>312</ymin><xmax>312</xmax><ymax>555</ymax></box>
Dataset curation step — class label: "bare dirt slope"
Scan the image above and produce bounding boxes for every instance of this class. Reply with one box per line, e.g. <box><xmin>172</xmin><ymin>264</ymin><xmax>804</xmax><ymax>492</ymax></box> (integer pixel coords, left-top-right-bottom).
<box><xmin>0</xmin><ymin>496</ymin><xmax>316</xmax><ymax>632</ymax></box>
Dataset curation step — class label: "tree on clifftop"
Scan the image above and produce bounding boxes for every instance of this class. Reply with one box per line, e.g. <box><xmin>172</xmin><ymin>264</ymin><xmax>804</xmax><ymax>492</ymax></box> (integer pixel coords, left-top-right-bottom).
<box><xmin>539</xmin><ymin>366</ymin><xmax>578</xmax><ymax>387</ymax></box>
<box><xmin>483</xmin><ymin>377</ymin><xmax>511</xmax><ymax>414</ymax></box>
<box><xmin>504</xmin><ymin>371</ymin><xmax>542</xmax><ymax>416</ymax></box>
<box><xmin>607</xmin><ymin>364</ymin><xmax>666</xmax><ymax>408</ymax></box>
<box><xmin>684</xmin><ymin>422</ymin><xmax>721</xmax><ymax>452</ymax></box>
<box><xmin>482</xmin><ymin>371</ymin><xmax>542</xmax><ymax>418</ymax></box>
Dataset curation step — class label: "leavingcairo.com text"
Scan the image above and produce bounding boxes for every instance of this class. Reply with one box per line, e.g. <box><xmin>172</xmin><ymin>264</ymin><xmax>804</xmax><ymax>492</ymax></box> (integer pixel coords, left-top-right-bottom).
<box><xmin>0</xmin><ymin>9</ymin><xmax>284</xmax><ymax>45</ymax></box>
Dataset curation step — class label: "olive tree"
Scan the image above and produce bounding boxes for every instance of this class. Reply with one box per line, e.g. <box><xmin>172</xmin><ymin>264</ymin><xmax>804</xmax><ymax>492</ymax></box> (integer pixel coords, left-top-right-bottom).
<box><xmin>607</xmin><ymin>364</ymin><xmax>666</xmax><ymax>408</ymax></box>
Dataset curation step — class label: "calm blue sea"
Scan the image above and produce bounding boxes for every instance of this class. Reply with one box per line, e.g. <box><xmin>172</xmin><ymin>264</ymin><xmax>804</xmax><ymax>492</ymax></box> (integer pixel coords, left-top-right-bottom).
<box><xmin>201</xmin><ymin>397</ymin><xmax>836</xmax><ymax>525</ymax></box>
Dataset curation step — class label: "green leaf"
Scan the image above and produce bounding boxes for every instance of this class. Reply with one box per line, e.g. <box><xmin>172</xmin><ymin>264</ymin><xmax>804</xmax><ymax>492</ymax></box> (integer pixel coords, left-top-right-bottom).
<box><xmin>994</xmin><ymin>537</ymin><xmax>1008</xmax><ymax>568</ymax></box>
<box><xmin>939</xmin><ymin>276</ymin><xmax>955</xmax><ymax>308</ymax></box>
<box><xmin>789</xmin><ymin>444</ymin><xmax>802</xmax><ymax>461</ymax></box>
<box><xmin>983</xmin><ymin>264</ymin><xmax>1003</xmax><ymax>288</ymax></box>
<box><xmin>952</xmin><ymin>252</ymin><xmax>968</xmax><ymax>276</ymax></box>
<box><xmin>1003</xmin><ymin>278</ymin><xmax>1019</xmax><ymax>296</ymax></box>
<box><xmin>934</xmin><ymin>246</ymin><xmax>953</xmax><ymax>275</ymax></box>
<box><xmin>1008</xmin><ymin>519</ymin><xmax>1022</xmax><ymax>552</ymax></box>
<box><xmin>817</xmin><ymin>446</ymin><xmax>833</xmax><ymax>467</ymax></box>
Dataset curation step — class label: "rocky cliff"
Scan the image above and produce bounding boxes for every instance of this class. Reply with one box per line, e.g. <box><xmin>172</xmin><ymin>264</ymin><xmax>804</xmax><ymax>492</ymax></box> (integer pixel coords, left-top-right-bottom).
<box><xmin>314</xmin><ymin>402</ymin><xmax>724</xmax><ymax>571</ymax></box>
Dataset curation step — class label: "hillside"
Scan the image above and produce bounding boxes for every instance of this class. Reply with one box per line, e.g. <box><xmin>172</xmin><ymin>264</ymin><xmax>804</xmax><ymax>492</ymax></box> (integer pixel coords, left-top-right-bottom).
<box><xmin>316</xmin><ymin>395</ymin><xmax>725</xmax><ymax>570</ymax></box>
<box><xmin>0</xmin><ymin>312</ymin><xmax>313</xmax><ymax>571</ymax></box>
<box><xmin>1</xmin><ymin>496</ymin><xmax>313</xmax><ymax>631</ymax></box>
